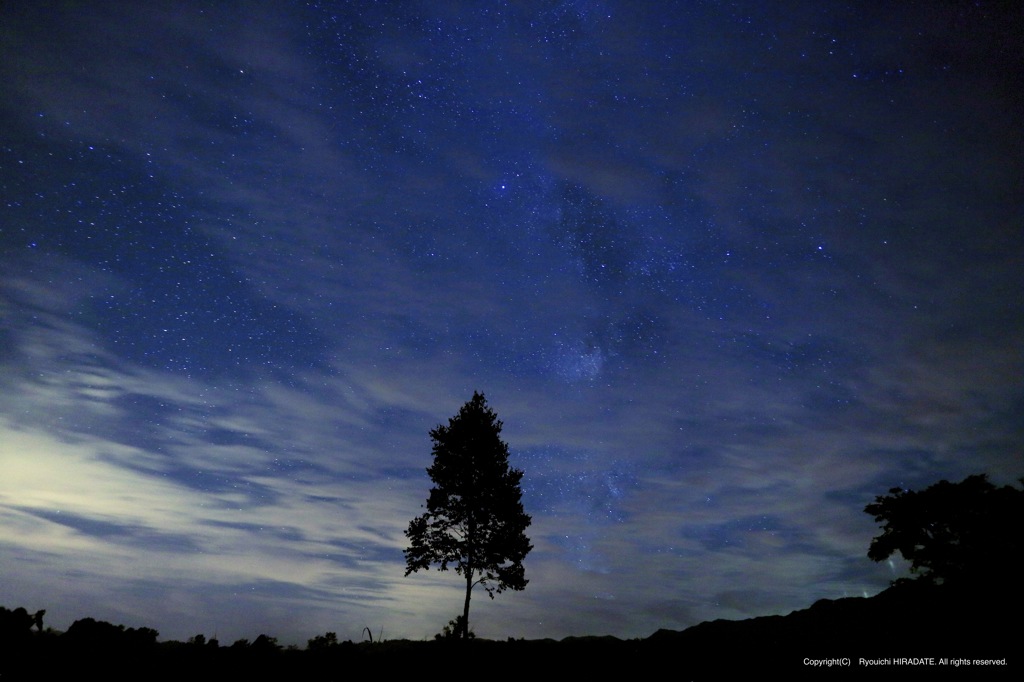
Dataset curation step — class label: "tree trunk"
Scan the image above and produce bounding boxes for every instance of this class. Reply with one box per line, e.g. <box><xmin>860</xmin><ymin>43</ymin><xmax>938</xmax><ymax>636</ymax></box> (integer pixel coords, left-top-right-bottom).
<box><xmin>462</xmin><ymin>566</ymin><xmax>472</xmax><ymax>639</ymax></box>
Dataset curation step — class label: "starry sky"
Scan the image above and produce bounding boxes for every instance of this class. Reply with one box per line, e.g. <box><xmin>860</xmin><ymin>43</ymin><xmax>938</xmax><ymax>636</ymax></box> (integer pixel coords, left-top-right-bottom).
<box><xmin>1</xmin><ymin>1</ymin><xmax>1021</xmax><ymax>645</ymax></box>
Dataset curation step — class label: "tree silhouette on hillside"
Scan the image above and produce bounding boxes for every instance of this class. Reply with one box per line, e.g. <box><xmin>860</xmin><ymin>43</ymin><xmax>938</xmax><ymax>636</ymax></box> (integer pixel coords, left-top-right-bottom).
<box><xmin>865</xmin><ymin>473</ymin><xmax>1024</xmax><ymax>588</ymax></box>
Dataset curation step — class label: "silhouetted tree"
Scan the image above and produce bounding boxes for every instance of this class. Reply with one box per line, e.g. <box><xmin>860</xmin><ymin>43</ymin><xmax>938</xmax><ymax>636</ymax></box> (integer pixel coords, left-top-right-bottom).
<box><xmin>307</xmin><ymin>631</ymin><xmax>339</xmax><ymax>650</ymax></box>
<box><xmin>405</xmin><ymin>391</ymin><xmax>532</xmax><ymax>639</ymax></box>
<box><xmin>435</xmin><ymin>614</ymin><xmax>474</xmax><ymax>640</ymax></box>
<box><xmin>0</xmin><ymin>606</ymin><xmax>35</xmax><ymax>642</ymax></box>
<box><xmin>251</xmin><ymin>634</ymin><xmax>280</xmax><ymax>653</ymax></box>
<box><xmin>865</xmin><ymin>473</ymin><xmax>1024</xmax><ymax>587</ymax></box>
<box><xmin>63</xmin><ymin>617</ymin><xmax>159</xmax><ymax>655</ymax></box>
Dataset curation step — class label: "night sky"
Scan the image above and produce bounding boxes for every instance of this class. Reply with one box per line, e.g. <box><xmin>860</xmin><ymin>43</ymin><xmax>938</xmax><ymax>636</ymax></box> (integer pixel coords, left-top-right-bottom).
<box><xmin>1</xmin><ymin>1</ymin><xmax>1021</xmax><ymax>645</ymax></box>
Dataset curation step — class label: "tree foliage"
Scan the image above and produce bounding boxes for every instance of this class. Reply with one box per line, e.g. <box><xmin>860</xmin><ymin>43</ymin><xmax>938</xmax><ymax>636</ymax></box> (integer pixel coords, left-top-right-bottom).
<box><xmin>435</xmin><ymin>615</ymin><xmax>474</xmax><ymax>640</ymax></box>
<box><xmin>404</xmin><ymin>391</ymin><xmax>532</xmax><ymax>638</ymax></box>
<box><xmin>306</xmin><ymin>631</ymin><xmax>340</xmax><ymax>650</ymax></box>
<box><xmin>864</xmin><ymin>473</ymin><xmax>1024</xmax><ymax>586</ymax></box>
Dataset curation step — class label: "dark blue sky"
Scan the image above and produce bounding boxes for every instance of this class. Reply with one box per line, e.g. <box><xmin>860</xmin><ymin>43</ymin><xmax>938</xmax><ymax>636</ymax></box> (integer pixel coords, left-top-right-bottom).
<box><xmin>1</xmin><ymin>1</ymin><xmax>1021</xmax><ymax>644</ymax></box>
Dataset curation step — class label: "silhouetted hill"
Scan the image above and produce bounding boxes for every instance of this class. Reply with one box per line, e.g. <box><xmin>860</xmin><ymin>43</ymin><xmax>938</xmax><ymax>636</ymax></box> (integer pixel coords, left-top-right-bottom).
<box><xmin>645</xmin><ymin>580</ymin><xmax>1018</xmax><ymax>675</ymax></box>
<box><xmin>1</xmin><ymin>582</ymin><xmax>1017</xmax><ymax>678</ymax></box>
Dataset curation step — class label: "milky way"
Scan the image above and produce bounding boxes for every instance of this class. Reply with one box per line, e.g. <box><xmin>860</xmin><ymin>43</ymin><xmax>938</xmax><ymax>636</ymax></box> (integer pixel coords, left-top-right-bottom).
<box><xmin>1</xmin><ymin>1</ymin><xmax>1021</xmax><ymax>644</ymax></box>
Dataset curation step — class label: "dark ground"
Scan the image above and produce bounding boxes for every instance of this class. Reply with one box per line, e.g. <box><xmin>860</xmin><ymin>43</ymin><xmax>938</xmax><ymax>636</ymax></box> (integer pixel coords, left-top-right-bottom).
<box><xmin>1</xmin><ymin>581</ymin><xmax>1017</xmax><ymax>678</ymax></box>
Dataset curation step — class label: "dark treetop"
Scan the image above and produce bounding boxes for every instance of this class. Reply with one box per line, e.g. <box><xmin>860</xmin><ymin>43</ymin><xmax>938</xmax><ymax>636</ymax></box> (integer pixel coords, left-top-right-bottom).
<box><xmin>864</xmin><ymin>473</ymin><xmax>1024</xmax><ymax>588</ymax></box>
